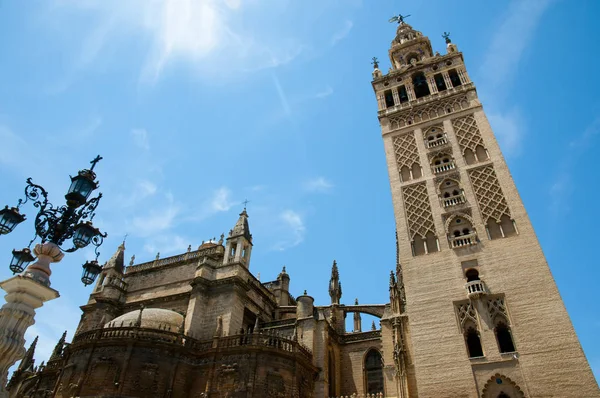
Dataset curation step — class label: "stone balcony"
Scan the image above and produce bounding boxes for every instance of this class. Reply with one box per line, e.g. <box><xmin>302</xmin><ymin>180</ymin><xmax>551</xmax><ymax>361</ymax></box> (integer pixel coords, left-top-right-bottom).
<box><xmin>465</xmin><ymin>280</ymin><xmax>486</xmax><ymax>299</ymax></box>
<box><xmin>433</xmin><ymin>161</ymin><xmax>456</xmax><ymax>174</ymax></box>
<box><xmin>449</xmin><ymin>232</ymin><xmax>478</xmax><ymax>248</ymax></box>
<box><xmin>425</xmin><ymin>135</ymin><xmax>448</xmax><ymax>149</ymax></box>
<box><xmin>442</xmin><ymin>192</ymin><xmax>466</xmax><ymax>208</ymax></box>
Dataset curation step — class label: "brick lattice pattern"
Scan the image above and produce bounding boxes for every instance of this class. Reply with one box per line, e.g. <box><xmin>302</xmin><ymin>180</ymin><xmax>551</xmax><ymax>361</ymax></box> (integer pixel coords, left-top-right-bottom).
<box><xmin>468</xmin><ymin>165</ymin><xmax>511</xmax><ymax>222</ymax></box>
<box><xmin>452</xmin><ymin>114</ymin><xmax>485</xmax><ymax>154</ymax></box>
<box><xmin>392</xmin><ymin>132</ymin><xmax>420</xmax><ymax>172</ymax></box>
<box><xmin>401</xmin><ymin>183</ymin><xmax>436</xmax><ymax>239</ymax></box>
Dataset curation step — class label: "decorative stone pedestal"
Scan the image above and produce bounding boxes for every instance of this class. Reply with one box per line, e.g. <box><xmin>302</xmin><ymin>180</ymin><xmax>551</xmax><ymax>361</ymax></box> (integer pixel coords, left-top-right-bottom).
<box><xmin>0</xmin><ymin>243</ymin><xmax>61</xmax><ymax>398</ymax></box>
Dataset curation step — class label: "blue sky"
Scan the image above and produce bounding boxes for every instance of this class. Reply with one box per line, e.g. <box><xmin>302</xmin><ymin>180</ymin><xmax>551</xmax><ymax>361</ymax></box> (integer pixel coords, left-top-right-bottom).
<box><xmin>1</xmin><ymin>0</ymin><xmax>599</xmax><ymax>381</ymax></box>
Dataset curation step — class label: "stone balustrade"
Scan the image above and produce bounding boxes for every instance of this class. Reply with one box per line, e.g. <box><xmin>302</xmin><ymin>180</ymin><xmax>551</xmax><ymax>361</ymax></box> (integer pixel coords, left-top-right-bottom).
<box><xmin>442</xmin><ymin>192</ymin><xmax>466</xmax><ymax>208</ymax></box>
<box><xmin>426</xmin><ymin>135</ymin><xmax>448</xmax><ymax>148</ymax></box>
<box><xmin>330</xmin><ymin>393</ymin><xmax>384</xmax><ymax>398</ymax></box>
<box><xmin>449</xmin><ymin>232</ymin><xmax>478</xmax><ymax>248</ymax></box>
<box><xmin>70</xmin><ymin>326</ymin><xmax>312</xmax><ymax>361</ymax></box>
<box><xmin>433</xmin><ymin>161</ymin><xmax>456</xmax><ymax>174</ymax></box>
<box><xmin>465</xmin><ymin>280</ymin><xmax>486</xmax><ymax>298</ymax></box>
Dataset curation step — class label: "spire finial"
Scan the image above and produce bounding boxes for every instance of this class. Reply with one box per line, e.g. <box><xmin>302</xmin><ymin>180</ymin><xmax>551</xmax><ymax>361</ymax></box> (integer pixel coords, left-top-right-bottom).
<box><xmin>90</xmin><ymin>155</ymin><xmax>103</xmax><ymax>171</ymax></box>
<box><xmin>442</xmin><ymin>31</ymin><xmax>451</xmax><ymax>44</ymax></box>
<box><xmin>389</xmin><ymin>13</ymin><xmax>411</xmax><ymax>25</ymax></box>
<box><xmin>242</xmin><ymin>199</ymin><xmax>250</xmax><ymax>210</ymax></box>
<box><xmin>372</xmin><ymin>320</ymin><xmax>377</xmax><ymax>330</ymax></box>
<box><xmin>129</xmin><ymin>254</ymin><xmax>135</xmax><ymax>266</ymax></box>
<box><xmin>355</xmin><ymin>298</ymin><xmax>359</xmax><ymax>305</ymax></box>
<box><xmin>372</xmin><ymin>56</ymin><xmax>379</xmax><ymax>69</ymax></box>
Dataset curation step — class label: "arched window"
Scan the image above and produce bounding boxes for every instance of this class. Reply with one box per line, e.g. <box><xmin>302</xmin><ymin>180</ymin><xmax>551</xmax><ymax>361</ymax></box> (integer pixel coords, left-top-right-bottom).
<box><xmin>465</xmin><ymin>269</ymin><xmax>479</xmax><ymax>282</ymax></box>
<box><xmin>498</xmin><ymin>393</ymin><xmax>510</xmax><ymax>398</ymax></box>
<box><xmin>495</xmin><ymin>322</ymin><xmax>516</xmax><ymax>353</ymax></box>
<box><xmin>412</xmin><ymin>72</ymin><xmax>430</xmax><ymax>98</ymax></box>
<box><xmin>364</xmin><ymin>349</ymin><xmax>384</xmax><ymax>394</ymax></box>
<box><xmin>465</xmin><ymin>327</ymin><xmax>484</xmax><ymax>357</ymax></box>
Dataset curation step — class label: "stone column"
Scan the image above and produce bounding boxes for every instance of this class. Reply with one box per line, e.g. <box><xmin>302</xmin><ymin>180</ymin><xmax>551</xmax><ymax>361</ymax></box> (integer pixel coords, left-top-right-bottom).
<box><xmin>0</xmin><ymin>243</ymin><xmax>61</xmax><ymax>398</ymax></box>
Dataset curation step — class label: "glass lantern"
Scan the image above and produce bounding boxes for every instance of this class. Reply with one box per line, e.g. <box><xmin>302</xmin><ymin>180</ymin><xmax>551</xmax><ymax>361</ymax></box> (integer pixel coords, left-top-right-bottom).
<box><xmin>10</xmin><ymin>248</ymin><xmax>35</xmax><ymax>274</ymax></box>
<box><xmin>65</xmin><ymin>170</ymin><xmax>98</xmax><ymax>208</ymax></box>
<box><xmin>73</xmin><ymin>222</ymin><xmax>100</xmax><ymax>248</ymax></box>
<box><xmin>0</xmin><ymin>206</ymin><xmax>26</xmax><ymax>235</ymax></box>
<box><xmin>81</xmin><ymin>259</ymin><xmax>102</xmax><ymax>286</ymax></box>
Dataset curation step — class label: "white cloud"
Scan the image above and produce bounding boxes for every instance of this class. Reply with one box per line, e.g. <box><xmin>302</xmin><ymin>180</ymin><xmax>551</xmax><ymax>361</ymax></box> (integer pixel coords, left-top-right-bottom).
<box><xmin>477</xmin><ymin>0</ymin><xmax>554</xmax><ymax>155</ymax></box>
<box><xmin>143</xmin><ymin>233</ymin><xmax>190</xmax><ymax>255</ymax></box>
<box><xmin>331</xmin><ymin>20</ymin><xmax>353</xmax><ymax>45</ymax></box>
<box><xmin>273</xmin><ymin>210</ymin><xmax>306</xmax><ymax>251</ymax></box>
<box><xmin>273</xmin><ymin>75</ymin><xmax>291</xmax><ymax>117</ymax></box>
<box><xmin>48</xmin><ymin>0</ymin><xmax>311</xmax><ymax>82</ymax></box>
<box><xmin>479</xmin><ymin>0</ymin><xmax>554</xmax><ymax>91</ymax></box>
<box><xmin>486</xmin><ymin>109</ymin><xmax>523</xmax><ymax>157</ymax></box>
<box><xmin>131</xmin><ymin>200</ymin><xmax>179</xmax><ymax>237</ymax></box>
<box><xmin>131</xmin><ymin>128</ymin><xmax>150</xmax><ymax>150</ymax></box>
<box><xmin>210</xmin><ymin>187</ymin><xmax>235</xmax><ymax>212</ymax></box>
<box><xmin>304</xmin><ymin>177</ymin><xmax>334</xmax><ymax>193</ymax></box>
<box><xmin>315</xmin><ymin>86</ymin><xmax>334</xmax><ymax>99</ymax></box>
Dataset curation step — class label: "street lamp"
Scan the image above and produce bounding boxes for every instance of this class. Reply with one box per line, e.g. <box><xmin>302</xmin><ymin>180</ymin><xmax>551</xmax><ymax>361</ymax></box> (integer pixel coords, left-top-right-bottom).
<box><xmin>0</xmin><ymin>156</ymin><xmax>108</xmax><ymax>397</ymax></box>
<box><xmin>1</xmin><ymin>155</ymin><xmax>107</xmax><ymax>286</ymax></box>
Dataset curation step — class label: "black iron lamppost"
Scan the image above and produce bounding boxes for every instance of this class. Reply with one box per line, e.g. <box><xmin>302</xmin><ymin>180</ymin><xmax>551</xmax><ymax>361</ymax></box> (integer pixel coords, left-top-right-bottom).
<box><xmin>0</xmin><ymin>155</ymin><xmax>107</xmax><ymax>286</ymax></box>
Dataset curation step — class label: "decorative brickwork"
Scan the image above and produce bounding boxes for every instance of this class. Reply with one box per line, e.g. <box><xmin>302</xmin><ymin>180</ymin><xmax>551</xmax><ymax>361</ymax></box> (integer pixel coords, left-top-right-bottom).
<box><xmin>392</xmin><ymin>133</ymin><xmax>420</xmax><ymax>172</ymax></box>
<box><xmin>487</xmin><ymin>296</ymin><xmax>509</xmax><ymax>324</ymax></box>
<box><xmin>388</xmin><ymin>94</ymin><xmax>470</xmax><ymax>129</ymax></box>
<box><xmin>401</xmin><ymin>183</ymin><xmax>436</xmax><ymax>239</ymax></box>
<box><xmin>452</xmin><ymin>114</ymin><xmax>485</xmax><ymax>154</ymax></box>
<box><xmin>456</xmin><ymin>301</ymin><xmax>477</xmax><ymax>329</ymax></box>
<box><xmin>468</xmin><ymin>165</ymin><xmax>511</xmax><ymax>222</ymax></box>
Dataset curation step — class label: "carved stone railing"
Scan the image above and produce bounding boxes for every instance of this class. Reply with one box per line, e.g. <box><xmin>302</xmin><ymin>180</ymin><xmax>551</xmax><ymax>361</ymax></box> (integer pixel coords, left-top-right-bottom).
<box><xmin>442</xmin><ymin>192</ymin><xmax>466</xmax><ymax>208</ymax></box>
<box><xmin>426</xmin><ymin>135</ymin><xmax>448</xmax><ymax>148</ymax></box>
<box><xmin>465</xmin><ymin>280</ymin><xmax>486</xmax><ymax>298</ymax></box>
<box><xmin>126</xmin><ymin>245</ymin><xmax>224</xmax><ymax>274</ymax></box>
<box><xmin>330</xmin><ymin>393</ymin><xmax>384</xmax><ymax>398</ymax></box>
<box><xmin>433</xmin><ymin>161</ymin><xmax>456</xmax><ymax>174</ymax></box>
<box><xmin>449</xmin><ymin>232</ymin><xmax>478</xmax><ymax>248</ymax></box>
<box><xmin>70</xmin><ymin>327</ymin><xmax>312</xmax><ymax>361</ymax></box>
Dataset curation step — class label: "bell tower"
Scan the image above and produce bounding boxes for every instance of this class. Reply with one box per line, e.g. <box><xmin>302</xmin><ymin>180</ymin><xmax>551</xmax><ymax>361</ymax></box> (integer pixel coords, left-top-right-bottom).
<box><xmin>373</xmin><ymin>15</ymin><xmax>598</xmax><ymax>398</ymax></box>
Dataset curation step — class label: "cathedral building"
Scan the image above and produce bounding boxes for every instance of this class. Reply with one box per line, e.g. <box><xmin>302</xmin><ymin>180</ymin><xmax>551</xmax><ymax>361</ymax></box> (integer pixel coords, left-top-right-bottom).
<box><xmin>6</xmin><ymin>18</ymin><xmax>599</xmax><ymax>398</ymax></box>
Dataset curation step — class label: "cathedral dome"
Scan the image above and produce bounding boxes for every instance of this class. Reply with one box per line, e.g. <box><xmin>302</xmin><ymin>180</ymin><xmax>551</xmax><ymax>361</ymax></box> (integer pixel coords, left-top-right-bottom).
<box><xmin>105</xmin><ymin>308</ymin><xmax>183</xmax><ymax>332</ymax></box>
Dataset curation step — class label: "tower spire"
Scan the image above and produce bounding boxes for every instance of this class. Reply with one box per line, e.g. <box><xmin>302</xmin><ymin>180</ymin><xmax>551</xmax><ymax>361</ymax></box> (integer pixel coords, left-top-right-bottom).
<box><xmin>17</xmin><ymin>336</ymin><xmax>38</xmax><ymax>372</ymax></box>
<box><xmin>49</xmin><ymin>331</ymin><xmax>67</xmax><ymax>361</ymax></box>
<box><xmin>224</xmin><ymin>208</ymin><xmax>253</xmax><ymax>268</ymax></box>
<box><xmin>329</xmin><ymin>260</ymin><xmax>342</xmax><ymax>305</ymax></box>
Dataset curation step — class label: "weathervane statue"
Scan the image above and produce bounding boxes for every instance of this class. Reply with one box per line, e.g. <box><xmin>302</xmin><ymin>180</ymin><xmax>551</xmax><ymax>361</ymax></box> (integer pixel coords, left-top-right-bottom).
<box><xmin>389</xmin><ymin>13</ymin><xmax>411</xmax><ymax>25</ymax></box>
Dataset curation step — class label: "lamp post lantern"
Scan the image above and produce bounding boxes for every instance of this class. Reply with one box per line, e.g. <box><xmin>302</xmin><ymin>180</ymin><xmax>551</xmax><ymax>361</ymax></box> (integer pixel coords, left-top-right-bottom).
<box><xmin>0</xmin><ymin>156</ymin><xmax>107</xmax><ymax>397</ymax></box>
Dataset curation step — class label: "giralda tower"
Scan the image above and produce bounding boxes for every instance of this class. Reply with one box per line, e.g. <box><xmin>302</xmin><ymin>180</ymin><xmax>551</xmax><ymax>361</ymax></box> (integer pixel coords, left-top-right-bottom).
<box><xmin>373</xmin><ymin>16</ymin><xmax>598</xmax><ymax>397</ymax></box>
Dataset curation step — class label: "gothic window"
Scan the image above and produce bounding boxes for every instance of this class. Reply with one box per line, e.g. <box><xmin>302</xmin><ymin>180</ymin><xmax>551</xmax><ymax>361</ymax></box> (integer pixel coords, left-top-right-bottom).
<box><xmin>413</xmin><ymin>231</ymin><xmax>438</xmax><ymax>256</ymax></box>
<box><xmin>495</xmin><ymin>321</ymin><xmax>516</xmax><ymax>353</ymax></box>
<box><xmin>439</xmin><ymin>179</ymin><xmax>465</xmax><ymax>208</ymax></box>
<box><xmin>464</xmin><ymin>148</ymin><xmax>477</xmax><ymax>165</ymax></box>
<box><xmin>448</xmin><ymin>68</ymin><xmax>462</xmax><ymax>87</ymax></box>
<box><xmin>424</xmin><ymin>126</ymin><xmax>447</xmax><ymax>148</ymax></box>
<box><xmin>364</xmin><ymin>349</ymin><xmax>384</xmax><ymax>394</ymax></box>
<box><xmin>412</xmin><ymin>72</ymin><xmax>430</xmax><ymax>98</ymax></box>
<box><xmin>434</xmin><ymin>73</ymin><xmax>447</xmax><ymax>91</ymax></box>
<box><xmin>431</xmin><ymin>154</ymin><xmax>455</xmax><ymax>174</ymax></box>
<box><xmin>447</xmin><ymin>215</ymin><xmax>477</xmax><ymax>248</ymax></box>
<box><xmin>486</xmin><ymin>215</ymin><xmax>517</xmax><ymax>240</ymax></box>
<box><xmin>398</xmin><ymin>85</ymin><xmax>409</xmax><ymax>103</ymax></box>
<box><xmin>384</xmin><ymin>89</ymin><xmax>395</xmax><ymax>108</ymax></box>
<box><xmin>465</xmin><ymin>326</ymin><xmax>484</xmax><ymax>358</ymax></box>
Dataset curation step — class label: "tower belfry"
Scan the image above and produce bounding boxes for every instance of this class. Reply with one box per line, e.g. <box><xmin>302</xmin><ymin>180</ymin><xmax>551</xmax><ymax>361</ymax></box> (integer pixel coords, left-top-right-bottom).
<box><xmin>373</xmin><ymin>15</ymin><xmax>598</xmax><ymax>398</ymax></box>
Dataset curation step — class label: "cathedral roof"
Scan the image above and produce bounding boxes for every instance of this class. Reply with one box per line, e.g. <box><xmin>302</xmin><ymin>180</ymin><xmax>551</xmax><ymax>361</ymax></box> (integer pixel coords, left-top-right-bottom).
<box><xmin>105</xmin><ymin>308</ymin><xmax>183</xmax><ymax>333</ymax></box>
